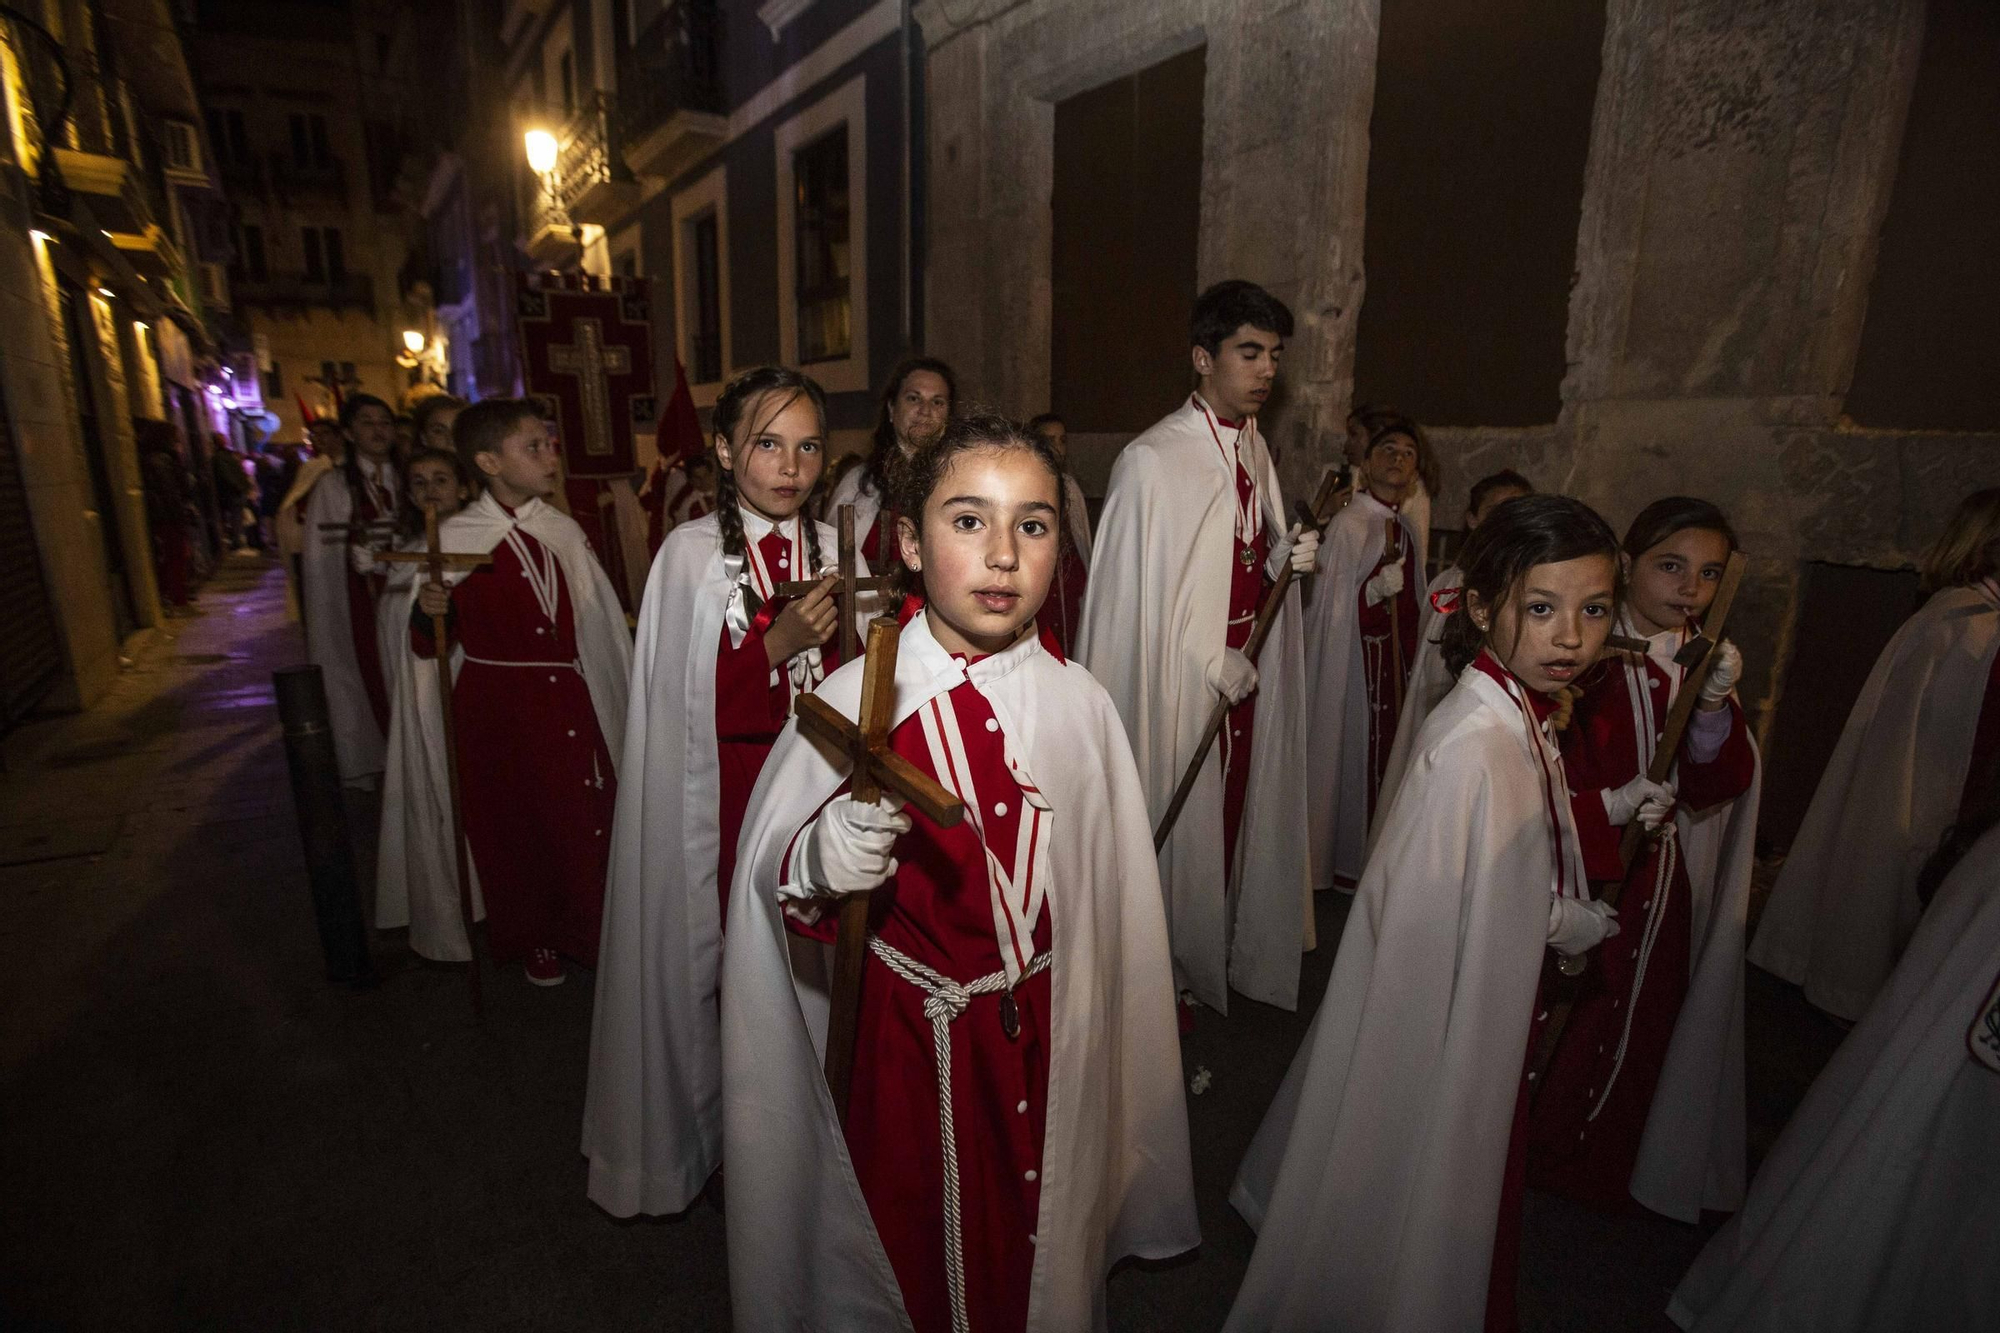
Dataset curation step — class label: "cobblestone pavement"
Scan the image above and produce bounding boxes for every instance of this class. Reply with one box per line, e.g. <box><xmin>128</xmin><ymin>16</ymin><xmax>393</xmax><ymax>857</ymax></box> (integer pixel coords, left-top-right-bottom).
<box><xmin>0</xmin><ymin>551</ymin><xmax>1847</xmax><ymax>1331</ymax></box>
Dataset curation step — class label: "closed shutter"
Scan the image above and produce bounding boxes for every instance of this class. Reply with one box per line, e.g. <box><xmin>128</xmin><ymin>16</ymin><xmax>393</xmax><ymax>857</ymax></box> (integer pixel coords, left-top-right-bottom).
<box><xmin>0</xmin><ymin>375</ymin><xmax>65</xmax><ymax>730</ymax></box>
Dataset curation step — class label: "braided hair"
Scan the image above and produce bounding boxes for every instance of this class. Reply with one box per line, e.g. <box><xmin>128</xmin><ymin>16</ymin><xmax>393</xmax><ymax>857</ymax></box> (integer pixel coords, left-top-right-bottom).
<box><xmin>1438</xmin><ymin>494</ymin><xmax>1622</xmax><ymax>678</ymax></box>
<box><xmin>889</xmin><ymin>409</ymin><xmax>1069</xmax><ymax>603</ymax></box>
<box><xmin>712</xmin><ymin>366</ymin><xmax>830</xmax><ymax>575</ymax></box>
<box><xmin>863</xmin><ymin>356</ymin><xmax>957</xmax><ymax>500</ymax></box>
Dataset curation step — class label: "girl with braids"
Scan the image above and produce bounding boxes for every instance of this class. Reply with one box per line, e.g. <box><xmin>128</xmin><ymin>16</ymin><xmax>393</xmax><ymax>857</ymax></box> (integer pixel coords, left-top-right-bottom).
<box><xmin>721</xmin><ymin>412</ymin><xmax>1195</xmax><ymax>1333</ymax></box>
<box><xmin>1752</xmin><ymin>488</ymin><xmax>2000</xmax><ymax>1023</ymax></box>
<box><xmin>827</xmin><ymin>355</ymin><xmax>956</xmax><ymax>569</ymax></box>
<box><xmin>584</xmin><ymin>366</ymin><xmax>867</xmax><ymax>1219</ymax></box>
<box><xmin>299</xmin><ymin>392</ymin><xmax>406</xmax><ymax>785</ymax></box>
<box><xmin>1527</xmin><ymin>498</ymin><xmax>1759</xmax><ymax>1224</ymax></box>
<box><xmin>1230</xmin><ymin>495</ymin><xmax>1623</xmax><ymax>1333</ymax></box>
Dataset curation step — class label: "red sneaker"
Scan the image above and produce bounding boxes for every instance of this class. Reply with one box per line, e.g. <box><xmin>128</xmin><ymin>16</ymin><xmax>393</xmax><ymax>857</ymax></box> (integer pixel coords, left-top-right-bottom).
<box><xmin>525</xmin><ymin>948</ymin><xmax>565</xmax><ymax>987</ymax></box>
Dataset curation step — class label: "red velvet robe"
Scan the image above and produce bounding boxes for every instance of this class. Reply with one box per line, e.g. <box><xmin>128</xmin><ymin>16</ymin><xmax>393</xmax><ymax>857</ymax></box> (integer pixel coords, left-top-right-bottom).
<box><xmin>1221</xmin><ymin>445</ymin><xmax>1271</xmax><ymax>874</ymax></box>
<box><xmin>1526</xmin><ymin>655</ymin><xmax>1755</xmax><ymax>1209</ymax></box>
<box><xmin>788</xmin><ymin>646</ymin><xmax>1056</xmax><ymax>1333</ymax></box>
<box><xmin>1355</xmin><ymin>512</ymin><xmax>1420</xmax><ymax>813</ymax></box>
<box><xmin>416</xmin><ymin>524</ymin><xmax>618</xmax><ymax>966</ymax></box>
<box><xmin>714</xmin><ymin>527</ymin><xmax>844</xmax><ymax>917</ymax></box>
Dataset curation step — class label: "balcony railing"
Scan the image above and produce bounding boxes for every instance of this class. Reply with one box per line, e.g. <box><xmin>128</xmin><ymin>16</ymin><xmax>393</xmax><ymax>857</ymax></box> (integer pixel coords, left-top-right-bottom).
<box><xmin>548</xmin><ymin>91</ymin><xmax>633</xmax><ymax>224</ymax></box>
<box><xmin>616</xmin><ymin>0</ymin><xmax>724</xmax><ymax>151</ymax></box>
<box><xmin>231</xmin><ymin>272</ymin><xmax>376</xmax><ymax>315</ymax></box>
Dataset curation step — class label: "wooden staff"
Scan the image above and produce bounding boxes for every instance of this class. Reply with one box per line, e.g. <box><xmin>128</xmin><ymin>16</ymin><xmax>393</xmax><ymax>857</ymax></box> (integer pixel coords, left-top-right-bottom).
<box><xmin>794</xmin><ymin>620</ymin><xmax>965</xmax><ymax>1122</ymax></box>
<box><xmin>376</xmin><ymin>506</ymin><xmax>492</xmax><ymax>1015</ymax></box>
<box><xmin>1153</xmin><ymin>468</ymin><xmax>1352</xmax><ymax>852</ymax></box>
<box><xmin>1383</xmin><ymin>515</ymin><xmax>1412</xmax><ymax>712</ymax></box>
<box><xmin>1527</xmin><ymin>550</ymin><xmax>1749</xmax><ymax>1095</ymax></box>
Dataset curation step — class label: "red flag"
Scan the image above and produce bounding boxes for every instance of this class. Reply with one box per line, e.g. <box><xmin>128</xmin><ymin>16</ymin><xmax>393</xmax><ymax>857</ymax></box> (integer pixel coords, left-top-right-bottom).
<box><xmin>642</xmin><ymin>358</ymin><xmax>708</xmax><ymax>555</ymax></box>
<box><xmin>662</xmin><ymin>356</ymin><xmax>704</xmax><ymax>464</ymax></box>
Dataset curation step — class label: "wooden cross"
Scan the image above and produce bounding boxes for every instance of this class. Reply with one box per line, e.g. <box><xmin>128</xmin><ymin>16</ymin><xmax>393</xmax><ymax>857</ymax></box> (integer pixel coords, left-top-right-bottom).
<box><xmin>317</xmin><ymin>518</ymin><xmax>398</xmax><ymax>546</ymax></box>
<box><xmin>772</xmin><ymin>505</ymin><xmax>896</xmax><ymax>667</ymax></box>
<box><xmin>793</xmin><ymin>617</ymin><xmax>965</xmax><ymax>1123</ymax></box>
<box><xmin>376</xmin><ymin>505</ymin><xmax>494</xmax><ymax>1016</ymax></box>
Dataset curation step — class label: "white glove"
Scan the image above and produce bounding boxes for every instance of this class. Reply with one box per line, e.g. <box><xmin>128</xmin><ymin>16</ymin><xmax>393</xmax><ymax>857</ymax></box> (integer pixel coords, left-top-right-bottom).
<box><xmin>1547</xmin><ymin>896</ymin><xmax>1621</xmax><ymax>957</ymax></box>
<box><xmin>1602</xmin><ymin>775</ymin><xmax>1676</xmax><ymax>830</ymax></box>
<box><xmin>1206</xmin><ymin>648</ymin><xmax>1259</xmax><ymax>706</ymax></box>
<box><xmin>1364</xmin><ymin>561</ymin><xmax>1405</xmax><ymax>607</ymax></box>
<box><xmin>1285</xmin><ymin>523</ymin><xmax>1321</xmax><ymax>576</ymax></box>
<box><xmin>1698</xmin><ymin>639</ymin><xmax>1742</xmax><ymax>705</ymax></box>
<box><xmin>800</xmin><ymin>795</ymin><xmax>910</xmax><ymax>897</ymax></box>
<box><xmin>348</xmin><ymin>542</ymin><xmax>383</xmax><ymax>577</ymax></box>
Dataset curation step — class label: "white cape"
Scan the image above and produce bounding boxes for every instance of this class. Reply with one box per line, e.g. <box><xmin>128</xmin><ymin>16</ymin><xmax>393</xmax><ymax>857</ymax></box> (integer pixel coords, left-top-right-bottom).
<box><xmin>374</xmin><ymin>493</ymin><xmax>632</xmax><ymax>962</ymax></box>
<box><xmin>721</xmin><ymin>611</ymin><xmax>1199</xmax><ymax>1331</ymax></box>
<box><xmin>1750</xmin><ymin>583</ymin><xmax>2000</xmax><ymax>1019</ymax></box>
<box><xmin>828</xmin><ymin>461</ymin><xmax>886</xmax><ymax>548</ymax></box>
<box><xmin>1227</xmin><ymin>668</ymin><xmax>1561</xmax><ymax>1333</ymax></box>
<box><xmin>1078</xmin><ymin>399</ymin><xmax>1313</xmax><ymax>1012</ymax></box>
<box><xmin>1606</xmin><ymin>628</ymin><xmax>1766</xmax><ymax>1221</ymax></box>
<box><xmin>1302</xmin><ymin>490</ymin><xmax>1419</xmax><ymax>889</ymax></box>
<box><xmin>1670</xmin><ymin>823</ymin><xmax>2000</xmax><ymax>1333</ymax></box>
<box><xmin>581</xmin><ymin>510</ymin><xmax>861</xmax><ymax>1218</ymax></box>
<box><xmin>1370</xmin><ymin>563</ymin><xmax>1460</xmax><ymax>854</ymax></box>
<box><xmin>300</xmin><ymin>471</ymin><xmax>385</xmax><ymax>781</ymax></box>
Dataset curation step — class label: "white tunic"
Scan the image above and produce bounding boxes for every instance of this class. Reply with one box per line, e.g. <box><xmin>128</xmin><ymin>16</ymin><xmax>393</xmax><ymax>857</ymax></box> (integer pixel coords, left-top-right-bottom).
<box><xmin>1618</xmin><ymin>623</ymin><xmax>1764</xmax><ymax>1221</ymax></box>
<box><xmin>1370</xmin><ymin>563</ymin><xmax>1461</xmax><ymax>854</ymax></box>
<box><xmin>1077</xmin><ymin>398</ymin><xmax>1314</xmax><ymax>1012</ymax></box>
<box><xmin>581</xmin><ymin>509</ymin><xmax>859</xmax><ymax>1218</ymax></box>
<box><xmin>1227</xmin><ymin>665</ymin><xmax>1585</xmax><ymax>1333</ymax></box>
<box><xmin>1670</xmin><ymin>823</ymin><xmax>2000</xmax><ymax>1333</ymax></box>
<box><xmin>300</xmin><ymin>460</ymin><xmax>397</xmax><ymax>781</ymax></box>
<box><xmin>1301</xmin><ymin>489</ymin><xmax>1420</xmax><ymax>889</ymax></box>
<box><xmin>720</xmin><ymin>611</ymin><xmax>1199</xmax><ymax>1331</ymax></box>
<box><xmin>374</xmin><ymin>494</ymin><xmax>632</xmax><ymax>962</ymax></box>
<box><xmin>1749</xmin><ymin>582</ymin><xmax>2000</xmax><ymax>1019</ymax></box>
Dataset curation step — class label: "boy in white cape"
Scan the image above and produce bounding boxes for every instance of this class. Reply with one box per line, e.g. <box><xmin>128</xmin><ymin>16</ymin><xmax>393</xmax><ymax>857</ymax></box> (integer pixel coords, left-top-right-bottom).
<box><xmin>1077</xmin><ymin>280</ymin><xmax>1320</xmax><ymax>1014</ymax></box>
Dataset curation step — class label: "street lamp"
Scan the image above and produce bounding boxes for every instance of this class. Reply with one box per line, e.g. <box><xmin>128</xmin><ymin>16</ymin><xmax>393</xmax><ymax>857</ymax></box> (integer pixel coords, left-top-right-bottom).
<box><xmin>402</xmin><ymin>329</ymin><xmax>426</xmax><ymax>355</ymax></box>
<box><xmin>524</xmin><ymin>129</ymin><xmax>558</xmax><ymax>175</ymax></box>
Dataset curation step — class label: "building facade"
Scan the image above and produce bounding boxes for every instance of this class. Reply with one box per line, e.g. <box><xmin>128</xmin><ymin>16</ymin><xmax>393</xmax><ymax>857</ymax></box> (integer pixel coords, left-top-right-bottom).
<box><xmin>0</xmin><ymin>0</ymin><xmax>238</xmax><ymax>718</ymax></box>
<box><xmin>189</xmin><ymin>0</ymin><xmax>435</xmax><ymax>438</ymax></box>
<box><xmin>425</xmin><ymin>0</ymin><xmax>922</xmax><ymax>459</ymax></box>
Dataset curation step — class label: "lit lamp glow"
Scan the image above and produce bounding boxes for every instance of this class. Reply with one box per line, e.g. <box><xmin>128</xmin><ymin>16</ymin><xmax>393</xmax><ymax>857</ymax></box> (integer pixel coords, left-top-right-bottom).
<box><xmin>402</xmin><ymin>329</ymin><xmax>426</xmax><ymax>354</ymax></box>
<box><xmin>524</xmin><ymin>129</ymin><xmax>558</xmax><ymax>175</ymax></box>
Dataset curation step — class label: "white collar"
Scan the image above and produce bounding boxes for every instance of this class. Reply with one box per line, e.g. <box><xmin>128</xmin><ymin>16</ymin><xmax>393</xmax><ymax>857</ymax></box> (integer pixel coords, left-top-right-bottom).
<box><xmin>738</xmin><ymin>503</ymin><xmax>798</xmax><ymax>544</ymax></box>
<box><xmin>904</xmin><ymin>606</ymin><xmax>1043</xmax><ymax>693</ymax></box>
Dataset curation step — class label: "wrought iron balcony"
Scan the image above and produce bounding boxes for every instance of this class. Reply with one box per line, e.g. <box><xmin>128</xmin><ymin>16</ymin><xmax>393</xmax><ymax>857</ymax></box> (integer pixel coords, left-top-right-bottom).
<box><xmin>547</xmin><ymin>91</ymin><xmax>639</xmax><ymax>228</ymax></box>
<box><xmin>616</xmin><ymin>0</ymin><xmax>726</xmax><ymax>183</ymax></box>
<box><xmin>230</xmin><ymin>272</ymin><xmax>376</xmax><ymax>316</ymax></box>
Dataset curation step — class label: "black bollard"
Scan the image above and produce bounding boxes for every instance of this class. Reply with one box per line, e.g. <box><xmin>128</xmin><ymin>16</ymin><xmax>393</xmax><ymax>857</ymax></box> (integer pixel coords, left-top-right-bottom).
<box><xmin>273</xmin><ymin>665</ymin><xmax>376</xmax><ymax>986</ymax></box>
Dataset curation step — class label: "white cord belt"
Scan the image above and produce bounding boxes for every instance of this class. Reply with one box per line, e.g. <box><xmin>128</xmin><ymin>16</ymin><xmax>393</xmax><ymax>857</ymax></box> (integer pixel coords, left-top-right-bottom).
<box><xmin>1588</xmin><ymin>825</ymin><xmax>1677</xmax><ymax>1122</ymax></box>
<box><xmin>865</xmin><ymin>934</ymin><xmax>1052</xmax><ymax>1333</ymax></box>
<box><xmin>459</xmin><ymin>654</ymin><xmax>581</xmax><ymax>672</ymax></box>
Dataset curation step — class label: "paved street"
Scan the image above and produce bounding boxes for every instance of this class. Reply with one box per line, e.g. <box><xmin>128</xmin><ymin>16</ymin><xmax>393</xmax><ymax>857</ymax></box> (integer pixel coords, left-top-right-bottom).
<box><xmin>0</xmin><ymin>552</ymin><xmax>1848</xmax><ymax>1331</ymax></box>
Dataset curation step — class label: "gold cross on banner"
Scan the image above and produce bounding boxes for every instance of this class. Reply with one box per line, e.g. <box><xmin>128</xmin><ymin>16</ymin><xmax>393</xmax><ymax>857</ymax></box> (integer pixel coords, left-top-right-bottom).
<box><xmin>546</xmin><ymin>317</ymin><xmax>631</xmax><ymax>457</ymax></box>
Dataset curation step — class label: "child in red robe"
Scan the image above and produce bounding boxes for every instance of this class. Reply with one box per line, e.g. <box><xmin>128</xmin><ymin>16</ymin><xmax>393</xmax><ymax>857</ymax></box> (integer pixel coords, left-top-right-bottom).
<box><xmin>1528</xmin><ymin>498</ymin><xmax>1757</xmax><ymax>1213</ymax></box>
<box><xmin>406</xmin><ymin>400</ymin><xmax>632</xmax><ymax>983</ymax></box>
<box><xmin>584</xmin><ymin>367</ymin><xmax>860</xmax><ymax>1220</ymax></box>
<box><xmin>722</xmin><ymin>413</ymin><xmax>1197</xmax><ymax>1332</ymax></box>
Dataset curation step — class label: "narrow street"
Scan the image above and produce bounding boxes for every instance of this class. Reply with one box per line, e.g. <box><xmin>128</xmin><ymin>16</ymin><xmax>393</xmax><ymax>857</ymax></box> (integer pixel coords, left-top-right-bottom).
<box><xmin>0</xmin><ymin>553</ymin><xmax>1849</xmax><ymax>1331</ymax></box>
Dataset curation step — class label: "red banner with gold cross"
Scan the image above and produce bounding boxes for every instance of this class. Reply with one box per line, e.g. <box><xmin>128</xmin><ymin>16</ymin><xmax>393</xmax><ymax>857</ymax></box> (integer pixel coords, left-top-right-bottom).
<box><xmin>516</xmin><ymin>272</ymin><xmax>660</xmax><ymax>610</ymax></box>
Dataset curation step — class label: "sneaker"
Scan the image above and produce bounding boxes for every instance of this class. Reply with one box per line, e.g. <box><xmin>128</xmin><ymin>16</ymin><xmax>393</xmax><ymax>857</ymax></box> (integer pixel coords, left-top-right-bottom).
<box><xmin>525</xmin><ymin>948</ymin><xmax>565</xmax><ymax>986</ymax></box>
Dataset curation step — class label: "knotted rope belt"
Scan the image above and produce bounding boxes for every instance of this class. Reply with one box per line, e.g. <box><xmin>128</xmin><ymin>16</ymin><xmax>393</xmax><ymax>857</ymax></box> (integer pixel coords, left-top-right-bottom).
<box><xmin>866</xmin><ymin>934</ymin><xmax>1052</xmax><ymax>1333</ymax></box>
<box><xmin>1588</xmin><ymin>824</ymin><xmax>1678</xmax><ymax>1122</ymax></box>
